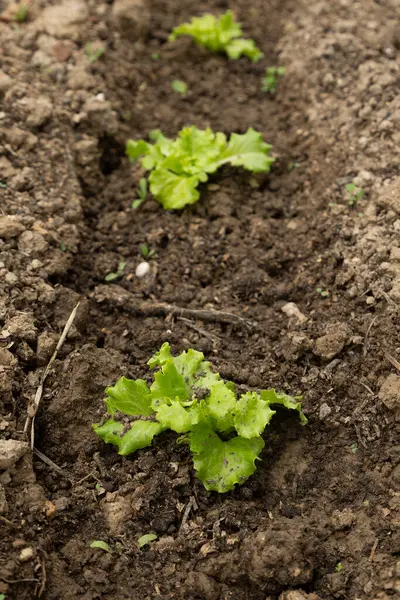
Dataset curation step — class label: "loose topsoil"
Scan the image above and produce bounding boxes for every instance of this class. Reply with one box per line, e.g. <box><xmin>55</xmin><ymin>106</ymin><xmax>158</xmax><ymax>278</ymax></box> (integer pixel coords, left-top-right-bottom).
<box><xmin>0</xmin><ymin>1</ymin><xmax>400</xmax><ymax>599</ymax></box>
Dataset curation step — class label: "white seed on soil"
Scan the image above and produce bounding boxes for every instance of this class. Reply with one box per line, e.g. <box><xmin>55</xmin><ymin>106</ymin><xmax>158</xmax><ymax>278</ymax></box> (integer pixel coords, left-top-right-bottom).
<box><xmin>19</xmin><ymin>547</ymin><xmax>34</xmax><ymax>562</ymax></box>
<box><xmin>135</xmin><ymin>261</ymin><xmax>150</xmax><ymax>278</ymax></box>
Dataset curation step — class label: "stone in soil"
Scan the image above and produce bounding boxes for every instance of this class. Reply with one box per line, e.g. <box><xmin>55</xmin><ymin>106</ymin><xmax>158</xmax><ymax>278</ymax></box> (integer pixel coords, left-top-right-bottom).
<box><xmin>379</xmin><ymin>374</ymin><xmax>400</xmax><ymax>420</ymax></box>
<box><xmin>0</xmin><ymin>439</ymin><xmax>30</xmax><ymax>470</ymax></box>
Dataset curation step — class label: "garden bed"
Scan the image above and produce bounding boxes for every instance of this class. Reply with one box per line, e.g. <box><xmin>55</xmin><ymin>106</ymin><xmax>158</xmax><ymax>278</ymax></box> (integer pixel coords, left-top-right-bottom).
<box><xmin>0</xmin><ymin>0</ymin><xmax>399</xmax><ymax>599</ymax></box>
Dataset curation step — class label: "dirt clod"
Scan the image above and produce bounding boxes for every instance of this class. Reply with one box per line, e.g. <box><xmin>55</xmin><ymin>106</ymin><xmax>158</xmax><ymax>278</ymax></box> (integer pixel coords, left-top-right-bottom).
<box><xmin>6</xmin><ymin>313</ymin><xmax>36</xmax><ymax>342</ymax></box>
<box><xmin>111</xmin><ymin>0</ymin><xmax>150</xmax><ymax>39</ymax></box>
<box><xmin>313</xmin><ymin>323</ymin><xmax>350</xmax><ymax>360</ymax></box>
<box><xmin>0</xmin><ymin>216</ymin><xmax>25</xmax><ymax>239</ymax></box>
<box><xmin>0</xmin><ymin>440</ymin><xmax>30</xmax><ymax>470</ymax></box>
<box><xmin>38</xmin><ymin>0</ymin><xmax>89</xmax><ymax>38</ymax></box>
<box><xmin>379</xmin><ymin>374</ymin><xmax>400</xmax><ymax>420</ymax></box>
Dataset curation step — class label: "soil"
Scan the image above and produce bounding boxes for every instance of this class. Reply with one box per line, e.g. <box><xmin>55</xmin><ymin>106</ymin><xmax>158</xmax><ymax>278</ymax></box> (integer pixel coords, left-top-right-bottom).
<box><xmin>0</xmin><ymin>0</ymin><xmax>400</xmax><ymax>599</ymax></box>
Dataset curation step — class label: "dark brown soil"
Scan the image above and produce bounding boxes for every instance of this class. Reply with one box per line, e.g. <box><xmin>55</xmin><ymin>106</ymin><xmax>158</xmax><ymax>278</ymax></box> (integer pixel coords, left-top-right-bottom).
<box><xmin>1</xmin><ymin>1</ymin><xmax>399</xmax><ymax>599</ymax></box>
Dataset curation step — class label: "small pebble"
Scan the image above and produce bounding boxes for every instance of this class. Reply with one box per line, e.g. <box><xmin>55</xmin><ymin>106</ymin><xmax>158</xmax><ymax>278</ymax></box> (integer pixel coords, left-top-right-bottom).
<box><xmin>281</xmin><ymin>302</ymin><xmax>308</xmax><ymax>324</ymax></box>
<box><xmin>135</xmin><ymin>261</ymin><xmax>150</xmax><ymax>278</ymax></box>
<box><xmin>319</xmin><ymin>403</ymin><xmax>332</xmax><ymax>420</ymax></box>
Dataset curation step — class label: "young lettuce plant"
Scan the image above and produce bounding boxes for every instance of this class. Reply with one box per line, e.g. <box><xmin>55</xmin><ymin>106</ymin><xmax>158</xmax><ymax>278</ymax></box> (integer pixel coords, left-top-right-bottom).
<box><xmin>169</xmin><ymin>10</ymin><xmax>263</xmax><ymax>63</ymax></box>
<box><xmin>93</xmin><ymin>344</ymin><xmax>307</xmax><ymax>493</ymax></box>
<box><xmin>126</xmin><ymin>126</ymin><xmax>275</xmax><ymax>210</ymax></box>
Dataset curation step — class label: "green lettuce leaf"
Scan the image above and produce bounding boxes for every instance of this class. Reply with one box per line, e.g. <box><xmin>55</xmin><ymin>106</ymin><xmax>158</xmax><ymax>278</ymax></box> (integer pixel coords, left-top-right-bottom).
<box><xmin>260</xmin><ymin>389</ymin><xmax>308</xmax><ymax>424</ymax></box>
<box><xmin>126</xmin><ymin>139</ymin><xmax>150</xmax><ymax>162</ymax></box>
<box><xmin>234</xmin><ymin>392</ymin><xmax>275</xmax><ymax>438</ymax></box>
<box><xmin>148</xmin><ymin>342</ymin><xmax>172</xmax><ymax>369</ymax></box>
<box><xmin>118</xmin><ymin>421</ymin><xmax>165</xmax><ymax>455</ymax></box>
<box><xmin>154</xmin><ymin>398</ymin><xmax>193</xmax><ymax>433</ymax></box>
<box><xmin>189</xmin><ymin>424</ymin><xmax>264</xmax><ymax>492</ymax></box>
<box><xmin>206</xmin><ymin>381</ymin><xmax>236</xmax><ymax>432</ymax></box>
<box><xmin>148</xmin><ymin>343</ymin><xmax>219</xmax><ymax>392</ymax></box>
<box><xmin>105</xmin><ymin>377</ymin><xmax>153</xmax><ymax>416</ymax></box>
<box><xmin>149</xmin><ymin>169</ymin><xmax>202</xmax><ymax>210</ymax></box>
<box><xmin>217</xmin><ymin>10</ymin><xmax>242</xmax><ymax>46</ymax></box>
<box><xmin>151</xmin><ymin>361</ymin><xmax>190</xmax><ymax>402</ymax></box>
<box><xmin>194</xmin><ymin>361</ymin><xmax>221</xmax><ymax>390</ymax></box>
<box><xmin>169</xmin><ymin>11</ymin><xmax>262</xmax><ymax>62</ymax></box>
<box><xmin>216</xmin><ymin>128</ymin><xmax>275</xmax><ymax>172</ymax></box>
<box><xmin>226</xmin><ymin>38</ymin><xmax>264</xmax><ymax>62</ymax></box>
<box><xmin>93</xmin><ymin>419</ymin><xmax>124</xmax><ymax>447</ymax></box>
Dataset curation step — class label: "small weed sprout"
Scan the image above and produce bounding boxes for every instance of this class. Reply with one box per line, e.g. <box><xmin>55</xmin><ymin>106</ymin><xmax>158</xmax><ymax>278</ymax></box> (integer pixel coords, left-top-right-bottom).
<box><xmin>14</xmin><ymin>2</ymin><xmax>28</xmax><ymax>22</ymax></box>
<box><xmin>262</xmin><ymin>66</ymin><xmax>286</xmax><ymax>93</ymax></box>
<box><xmin>316</xmin><ymin>287</ymin><xmax>329</xmax><ymax>298</ymax></box>
<box><xmin>90</xmin><ymin>540</ymin><xmax>113</xmax><ymax>553</ymax></box>
<box><xmin>345</xmin><ymin>182</ymin><xmax>364</xmax><ymax>206</ymax></box>
<box><xmin>105</xmin><ymin>261</ymin><xmax>126</xmax><ymax>282</ymax></box>
<box><xmin>171</xmin><ymin>79</ymin><xmax>188</xmax><ymax>96</ymax></box>
<box><xmin>85</xmin><ymin>42</ymin><xmax>105</xmax><ymax>63</ymax></box>
<box><xmin>139</xmin><ymin>244</ymin><xmax>155</xmax><ymax>259</ymax></box>
<box><xmin>137</xmin><ymin>534</ymin><xmax>158</xmax><ymax>548</ymax></box>
<box><xmin>132</xmin><ymin>178</ymin><xmax>148</xmax><ymax>209</ymax></box>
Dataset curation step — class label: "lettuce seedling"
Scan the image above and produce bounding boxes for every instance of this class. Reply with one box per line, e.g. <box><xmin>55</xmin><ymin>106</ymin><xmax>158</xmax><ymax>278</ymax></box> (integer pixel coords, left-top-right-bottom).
<box><xmin>171</xmin><ymin>79</ymin><xmax>188</xmax><ymax>96</ymax></box>
<box><xmin>93</xmin><ymin>343</ymin><xmax>306</xmax><ymax>493</ymax></box>
<box><xmin>262</xmin><ymin>66</ymin><xmax>286</xmax><ymax>93</ymax></box>
<box><xmin>169</xmin><ymin>10</ymin><xmax>263</xmax><ymax>63</ymax></box>
<box><xmin>126</xmin><ymin>126</ymin><xmax>274</xmax><ymax>210</ymax></box>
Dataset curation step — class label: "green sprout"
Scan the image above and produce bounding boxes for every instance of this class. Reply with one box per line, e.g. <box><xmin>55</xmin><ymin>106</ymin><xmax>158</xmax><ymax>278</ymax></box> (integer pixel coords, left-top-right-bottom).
<box><xmin>336</xmin><ymin>562</ymin><xmax>343</xmax><ymax>572</ymax></box>
<box><xmin>345</xmin><ymin>183</ymin><xmax>364</xmax><ymax>206</ymax></box>
<box><xmin>137</xmin><ymin>534</ymin><xmax>158</xmax><ymax>548</ymax></box>
<box><xmin>316</xmin><ymin>287</ymin><xmax>329</xmax><ymax>298</ymax></box>
<box><xmin>85</xmin><ymin>43</ymin><xmax>105</xmax><ymax>63</ymax></box>
<box><xmin>105</xmin><ymin>261</ymin><xmax>126</xmax><ymax>282</ymax></box>
<box><xmin>171</xmin><ymin>79</ymin><xmax>188</xmax><ymax>96</ymax></box>
<box><xmin>93</xmin><ymin>343</ymin><xmax>307</xmax><ymax>493</ymax></box>
<box><xmin>90</xmin><ymin>540</ymin><xmax>112</xmax><ymax>553</ymax></box>
<box><xmin>151</xmin><ymin>52</ymin><xmax>160</xmax><ymax>61</ymax></box>
<box><xmin>139</xmin><ymin>244</ymin><xmax>155</xmax><ymax>259</ymax></box>
<box><xmin>262</xmin><ymin>66</ymin><xmax>286</xmax><ymax>93</ymax></box>
<box><xmin>14</xmin><ymin>2</ymin><xmax>28</xmax><ymax>22</ymax></box>
<box><xmin>288</xmin><ymin>161</ymin><xmax>300</xmax><ymax>172</ymax></box>
<box><xmin>132</xmin><ymin>178</ymin><xmax>148</xmax><ymax>209</ymax></box>
<box><xmin>169</xmin><ymin>10</ymin><xmax>263</xmax><ymax>62</ymax></box>
<box><xmin>126</xmin><ymin>126</ymin><xmax>274</xmax><ymax>210</ymax></box>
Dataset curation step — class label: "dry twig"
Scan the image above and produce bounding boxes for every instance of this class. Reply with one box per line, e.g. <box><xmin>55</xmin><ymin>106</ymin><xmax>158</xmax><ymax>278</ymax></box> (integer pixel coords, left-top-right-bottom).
<box><xmin>177</xmin><ymin>317</ymin><xmax>221</xmax><ymax>342</ymax></box>
<box><xmin>33</xmin><ymin>448</ymin><xmax>70</xmax><ymax>479</ymax></box>
<box><xmin>363</xmin><ymin>315</ymin><xmax>378</xmax><ymax>357</ymax></box>
<box><xmin>384</xmin><ymin>351</ymin><xmax>400</xmax><ymax>372</ymax></box>
<box><xmin>24</xmin><ymin>302</ymin><xmax>80</xmax><ymax>449</ymax></box>
<box><xmin>92</xmin><ymin>285</ymin><xmax>255</xmax><ymax>328</ymax></box>
<box><xmin>0</xmin><ymin>515</ymin><xmax>18</xmax><ymax>529</ymax></box>
<box><xmin>369</xmin><ymin>538</ymin><xmax>379</xmax><ymax>562</ymax></box>
<box><xmin>180</xmin><ymin>496</ymin><xmax>197</xmax><ymax>531</ymax></box>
